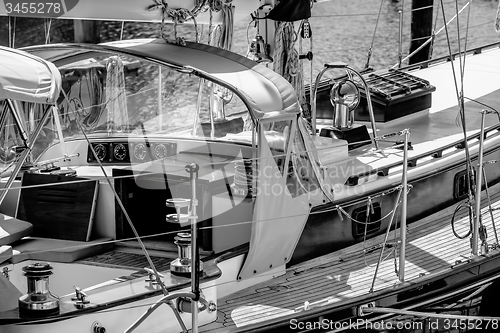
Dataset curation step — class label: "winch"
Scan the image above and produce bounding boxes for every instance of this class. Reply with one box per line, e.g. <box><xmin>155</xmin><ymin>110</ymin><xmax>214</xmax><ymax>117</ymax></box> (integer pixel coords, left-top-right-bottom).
<box><xmin>18</xmin><ymin>262</ymin><xmax>59</xmax><ymax>317</ymax></box>
<box><xmin>170</xmin><ymin>232</ymin><xmax>203</xmax><ymax>276</ymax></box>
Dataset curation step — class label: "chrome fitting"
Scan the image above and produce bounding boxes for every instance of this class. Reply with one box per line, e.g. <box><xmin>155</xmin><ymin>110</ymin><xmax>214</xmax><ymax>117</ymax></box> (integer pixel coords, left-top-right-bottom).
<box><xmin>72</xmin><ymin>286</ymin><xmax>90</xmax><ymax>309</ymax></box>
<box><xmin>144</xmin><ymin>267</ymin><xmax>164</xmax><ymax>289</ymax></box>
<box><xmin>176</xmin><ymin>293</ymin><xmax>212</xmax><ymax>314</ymax></box>
<box><xmin>357</xmin><ymin>302</ymin><xmax>376</xmax><ymax>316</ymax></box>
<box><xmin>18</xmin><ymin>262</ymin><xmax>59</xmax><ymax>317</ymax></box>
<box><xmin>91</xmin><ymin>321</ymin><xmax>106</xmax><ymax>333</ymax></box>
<box><xmin>170</xmin><ymin>232</ymin><xmax>203</xmax><ymax>276</ymax></box>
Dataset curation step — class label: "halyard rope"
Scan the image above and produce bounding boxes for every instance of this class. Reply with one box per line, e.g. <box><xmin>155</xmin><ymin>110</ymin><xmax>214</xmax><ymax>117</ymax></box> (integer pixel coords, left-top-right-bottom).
<box><xmin>148</xmin><ymin>0</ymin><xmax>203</xmax><ymax>45</ymax></box>
<box><xmin>273</xmin><ymin>22</ymin><xmax>307</xmax><ymax>121</ymax></box>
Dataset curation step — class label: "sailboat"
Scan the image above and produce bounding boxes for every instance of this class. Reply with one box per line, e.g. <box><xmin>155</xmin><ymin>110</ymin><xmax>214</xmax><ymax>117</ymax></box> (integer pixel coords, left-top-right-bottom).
<box><xmin>1</xmin><ymin>0</ymin><xmax>500</xmax><ymax>332</ymax></box>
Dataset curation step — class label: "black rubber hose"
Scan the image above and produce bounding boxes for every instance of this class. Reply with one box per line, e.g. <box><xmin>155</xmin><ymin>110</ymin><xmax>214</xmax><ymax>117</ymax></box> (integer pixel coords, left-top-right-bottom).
<box><xmin>451</xmin><ymin>201</ymin><xmax>473</xmax><ymax>239</ymax></box>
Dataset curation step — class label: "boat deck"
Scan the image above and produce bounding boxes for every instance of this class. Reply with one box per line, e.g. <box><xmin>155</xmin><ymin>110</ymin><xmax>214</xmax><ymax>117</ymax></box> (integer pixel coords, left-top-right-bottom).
<box><xmin>200</xmin><ymin>181</ymin><xmax>500</xmax><ymax>332</ymax></box>
<box><xmin>317</xmin><ymin>47</ymin><xmax>500</xmax><ymax>184</ymax></box>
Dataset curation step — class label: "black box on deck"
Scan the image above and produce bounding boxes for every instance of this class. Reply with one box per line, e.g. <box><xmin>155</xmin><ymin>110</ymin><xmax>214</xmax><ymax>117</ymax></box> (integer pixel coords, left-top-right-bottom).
<box><xmin>314</xmin><ymin>69</ymin><xmax>436</xmax><ymax>123</ymax></box>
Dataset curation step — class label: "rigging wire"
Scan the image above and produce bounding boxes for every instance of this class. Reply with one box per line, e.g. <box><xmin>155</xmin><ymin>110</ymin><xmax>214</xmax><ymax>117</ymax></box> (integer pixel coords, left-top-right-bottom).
<box><xmin>5</xmin><ymin>183</ymin><xmax>414</xmax><ymax>259</ymax></box>
<box><xmin>5</xmin><ymin>161</ymin><xmax>500</xmax><ymax>319</ymax></box>
<box><xmin>44</xmin><ymin>18</ymin><xmax>52</xmax><ymax>44</ymax></box>
<box><xmin>59</xmin><ymin>90</ymin><xmax>172</xmax><ymax>299</ymax></box>
<box><xmin>364</xmin><ymin>0</ymin><xmax>386</xmax><ymax>69</ymax></box>
<box><xmin>439</xmin><ymin>1</ymin><xmax>477</xmax><ymax>243</ymax></box>
<box><xmin>2</xmin><ymin>3</ymin><xmax>500</xmax><ymax>325</ymax></box>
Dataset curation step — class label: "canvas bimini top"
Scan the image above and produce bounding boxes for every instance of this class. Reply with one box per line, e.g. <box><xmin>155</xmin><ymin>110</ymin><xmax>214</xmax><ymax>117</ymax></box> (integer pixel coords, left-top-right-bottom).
<box><xmin>25</xmin><ymin>39</ymin><xmax>302</xmax><ymax>119</ymax></box>
<box><xmin>0</xmin><ymin>46</ymin><xmax>61</xmax><ymax>104</ymax></box>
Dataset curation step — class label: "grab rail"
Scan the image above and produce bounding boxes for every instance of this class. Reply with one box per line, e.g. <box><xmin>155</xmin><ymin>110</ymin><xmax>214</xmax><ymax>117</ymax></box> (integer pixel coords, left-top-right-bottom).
<box><xmin>310</xmin><ymin>62</ymin><xmax>379</xmax><ymax>150</ymax></box>
<box><xmin>345</xmin><ymin>122</ymin><xmax>500</xmax><ymax>186</ymax></box>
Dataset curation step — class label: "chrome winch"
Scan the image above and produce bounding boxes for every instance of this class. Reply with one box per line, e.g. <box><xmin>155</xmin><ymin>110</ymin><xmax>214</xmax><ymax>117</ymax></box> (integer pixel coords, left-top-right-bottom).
<box><xmin>18</xmin><ymin>262</ymin><xmax>59</xmax><ymax>317</ymax></box>
<box><xmin>170</xmin><ymin>232</ymin><xmax>203</xmax><ymax>277</ymax></box>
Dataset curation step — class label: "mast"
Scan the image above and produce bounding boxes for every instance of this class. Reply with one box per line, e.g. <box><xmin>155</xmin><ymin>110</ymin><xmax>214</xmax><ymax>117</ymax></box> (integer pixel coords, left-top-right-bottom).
<box><xmin>74</xmin><ymin>20</ymin><xmax>101</xmax><ymax>43</ymax></box>
<box><xmin>409</xmin><ymin>0</ymin><xmax>434</xmax><ymax>64</ymax></box>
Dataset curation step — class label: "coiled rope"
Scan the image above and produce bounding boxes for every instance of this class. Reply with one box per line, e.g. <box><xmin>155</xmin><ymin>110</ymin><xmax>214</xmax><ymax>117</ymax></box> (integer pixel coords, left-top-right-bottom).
<box><xmin>273</xmin><ymin>22</ymin><xmax>307</xmax><ymax>120</ymax></box>
<box><xmin>147</xmin><ymin>0</ymin><xmax>233</xmax><ymax>48</ymax></box>
<box><xmin>209</xmin><ymin>0</ymin><xmax>234</xmax><ymax>50</ymax></box>
<box><xmin>148</xmin><ymin>0</ymin><xmax>205</xmax><ymax>45</ymax></box>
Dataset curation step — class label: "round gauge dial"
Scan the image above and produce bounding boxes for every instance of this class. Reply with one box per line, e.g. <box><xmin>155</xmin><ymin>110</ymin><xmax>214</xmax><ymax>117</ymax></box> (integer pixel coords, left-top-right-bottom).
<box><xmin>113</xmin><ymin>143</ymin><xmax>127</xmax><ymax>161</ymax></box>
<box><xmin>133</xmin><ymin>143</ymin><xmax>147</xmax><ymax>161</ymax></box>
<box><xmin>154</xmin><ymin>144</ymin><xmax>168</xmax><ymax>159</ymax></box>
<box><xmin>93</xmin><ymin>143</ymin><xmax>107</xmax><ymax>161</ymax></box>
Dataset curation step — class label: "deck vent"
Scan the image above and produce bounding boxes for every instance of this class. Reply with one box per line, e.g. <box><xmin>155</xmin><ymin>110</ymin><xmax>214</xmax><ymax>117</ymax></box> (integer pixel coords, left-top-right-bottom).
<box><xmin>352</xmin><ymin>202</ymin><xmax>382</xmax><ymax>238</ymax></box>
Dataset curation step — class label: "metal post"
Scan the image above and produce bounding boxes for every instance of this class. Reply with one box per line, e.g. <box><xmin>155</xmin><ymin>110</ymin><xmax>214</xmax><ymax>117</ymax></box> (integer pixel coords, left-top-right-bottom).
<box><xmin>187</xmin><ymin>163</ymin><xmax>200</xmax><ymax>333</ymax></box>
<box><xmin>310</xmin><ymin>66</ymin><xmax>329</xmax><ymax>136</ymax></box>
<box><xmin>192</xmin><ymin>80</ymin><xmax>205</xmax><ymax>137</ymax></box>
<box><xmin>209</xmin><ymin>84</ymin><xmax>215</xmax><ymax>139</ymax></box>
<box><xmin>473</xmin><ymin>111</ymin><xmax>487</xmax><ymax>255</ymax></box>
<box><xmin>398</xmin><ymin>10</ymin><xmax>403</xmax><ymax>68</ymax></box>
<box><xmin>346</xmin><ymin>66</ymin><xmax>379</xmax><ymax>150</ymax></box>
<box><xmin>158</xmin><ymin>66</ymin><xmax>162</xmax><ymax>132</ymax></box>
<box><xmin>399</xmin><ymin>129</ymin><xmax>409</xmax><ymax>282</ymax></box>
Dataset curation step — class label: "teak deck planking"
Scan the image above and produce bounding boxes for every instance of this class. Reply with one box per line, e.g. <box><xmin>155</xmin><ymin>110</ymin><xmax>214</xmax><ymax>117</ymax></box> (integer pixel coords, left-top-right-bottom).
<box><xmin>200</xmin><ymin>182</ymin><xmax>500</xmax><ymax>331</ymax></box>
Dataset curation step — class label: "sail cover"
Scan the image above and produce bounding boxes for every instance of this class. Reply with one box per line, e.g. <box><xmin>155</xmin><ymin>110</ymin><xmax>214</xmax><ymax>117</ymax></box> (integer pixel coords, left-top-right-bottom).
<box><xmin>0</xmin><ymin>46</ymin><xmax>61</xmax><ymax>104</ymax></box>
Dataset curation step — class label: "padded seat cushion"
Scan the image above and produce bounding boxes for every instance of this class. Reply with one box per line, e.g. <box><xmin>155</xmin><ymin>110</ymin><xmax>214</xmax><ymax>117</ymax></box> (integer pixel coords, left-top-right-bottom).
<box><xmin>0</xmin><ymin>214</ymin><xmax>33</xmax><ymax>246</ymax></box>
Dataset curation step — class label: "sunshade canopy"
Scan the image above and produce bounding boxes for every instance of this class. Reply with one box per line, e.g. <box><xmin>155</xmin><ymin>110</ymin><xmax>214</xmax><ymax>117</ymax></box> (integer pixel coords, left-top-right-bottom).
<box><xmin>24</xmin><ymin>39</ymin><xmax>301</xmax><ymax>118</ymax></box>
<box><xmin>0</xmin><ymin>46</ymin><xmax>61</xmax><ymax>104</ymax></box>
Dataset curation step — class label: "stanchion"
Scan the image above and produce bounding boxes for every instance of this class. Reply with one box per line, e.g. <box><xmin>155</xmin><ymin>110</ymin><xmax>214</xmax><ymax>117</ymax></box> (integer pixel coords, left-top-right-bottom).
<box><xmin>473</xmin><ymin>110</ymin><xmax>487</xmax><ymax>255</ymax></box>
<box><xmin>399</xmin><ymin>129</ymin><xmax>410</xmax><ymax>282</ymax></box>
<box><xmin>186</xmin><ymin>163</ymin><xmax>201</xmax><ymax>333</ymax></box>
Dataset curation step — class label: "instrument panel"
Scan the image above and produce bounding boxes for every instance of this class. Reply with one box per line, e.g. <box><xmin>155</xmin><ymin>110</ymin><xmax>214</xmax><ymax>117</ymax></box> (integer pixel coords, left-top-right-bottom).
<box><xmin>87</xmin><ymin>141</ymin><xmax>177</xmax><ymax>164</ymax></box>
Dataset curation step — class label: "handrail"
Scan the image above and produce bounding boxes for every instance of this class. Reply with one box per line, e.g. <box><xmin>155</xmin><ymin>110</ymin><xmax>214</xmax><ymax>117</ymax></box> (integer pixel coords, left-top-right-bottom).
<box><xmin>345</xmin><ymin>122</ymin><xmax>500</xmax><ymax>186</ymax></box>
<box><xmin>310</xmin><ymin>62</ymin><xmax>379</xmax><ymax>149</ymax></box>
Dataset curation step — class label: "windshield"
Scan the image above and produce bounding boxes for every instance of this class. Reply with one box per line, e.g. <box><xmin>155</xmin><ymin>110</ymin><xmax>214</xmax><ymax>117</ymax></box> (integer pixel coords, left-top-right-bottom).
<box><xmin>55</xmin><ymin>51</ymin><xmax>252</xmax><ymax>141</ymax></box>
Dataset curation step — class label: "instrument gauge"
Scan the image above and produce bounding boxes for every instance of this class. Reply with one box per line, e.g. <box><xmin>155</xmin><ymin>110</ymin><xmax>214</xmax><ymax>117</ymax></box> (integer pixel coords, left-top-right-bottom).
<box><xmin>113</xmin><ymin>143</ymin><xmax>128</xmax><ymax>161</ymax></box>
<box><xmin>93</xmin><ymin>143</ymin><xmax>107</xmax><ymax>162</ymax></box>
<box><xmin>133</xmin><ymin>143</ymin><xmax>147</xmax><ymax>161</ymax></box>
<box><xmin>154</xmin><ymin>144</ymin><xmax>168</xmax><ymax>159</ymax></box>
